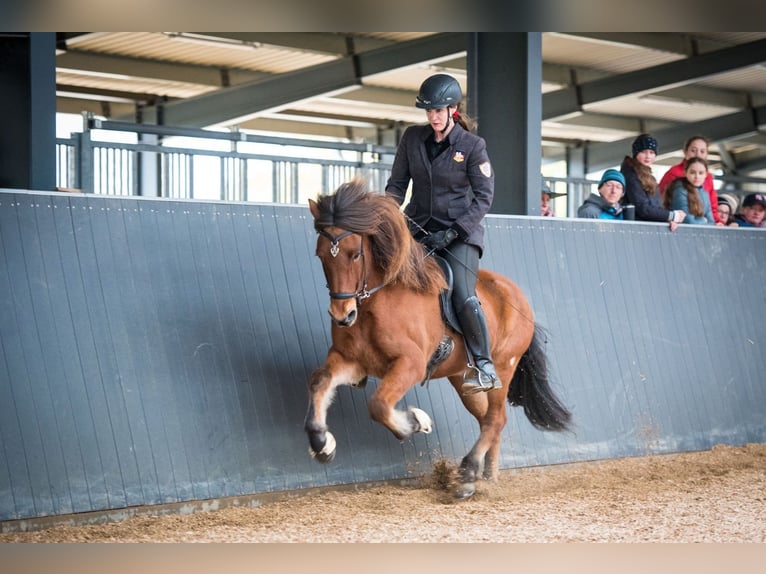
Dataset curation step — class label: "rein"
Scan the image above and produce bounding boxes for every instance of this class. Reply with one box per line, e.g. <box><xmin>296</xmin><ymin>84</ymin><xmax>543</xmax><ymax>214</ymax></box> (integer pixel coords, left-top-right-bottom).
<box><xmin>318</xmin><ymin>227</ymin><xmax>387</xmax><ymax>302</ymax></box>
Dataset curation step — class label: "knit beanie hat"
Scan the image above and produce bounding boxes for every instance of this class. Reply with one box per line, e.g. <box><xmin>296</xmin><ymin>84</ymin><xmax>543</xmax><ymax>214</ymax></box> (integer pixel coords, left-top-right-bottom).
<box><xmin>717</xmin><ymin>193</ymin><xmax>739</xmax><ymax>214</ymax></box>
<box><xmin>632</xmin><ymin>134</ymin><xmax>658</xmax><ymax>156</ymax></box>
<box><xmin>598</xmin><ymin>168</ymin><xmax>626</xmax><ymax>189</ymax></box>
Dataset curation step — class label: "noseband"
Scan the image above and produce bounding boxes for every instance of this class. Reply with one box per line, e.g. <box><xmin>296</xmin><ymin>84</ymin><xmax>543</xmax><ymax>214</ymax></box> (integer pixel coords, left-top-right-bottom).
<box><xmin>318</xmin><ymin>228</ymin><xmax>386</xmax><ymax>302</ymax></box>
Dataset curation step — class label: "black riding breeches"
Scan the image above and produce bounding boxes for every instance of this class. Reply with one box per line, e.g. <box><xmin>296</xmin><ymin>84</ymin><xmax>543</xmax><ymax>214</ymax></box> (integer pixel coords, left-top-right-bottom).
<box><xmin>440</xmin><ymin>240</ymin><xmax>479</xmax><ymax>314</ymax></box>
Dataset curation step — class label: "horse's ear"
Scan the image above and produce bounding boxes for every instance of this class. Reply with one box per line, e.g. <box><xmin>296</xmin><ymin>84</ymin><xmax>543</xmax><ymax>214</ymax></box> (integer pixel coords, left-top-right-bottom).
<box><xmin>308</xmin><ymin>198</ymin><xmax>319</xmax><ymax>220</ymax></box>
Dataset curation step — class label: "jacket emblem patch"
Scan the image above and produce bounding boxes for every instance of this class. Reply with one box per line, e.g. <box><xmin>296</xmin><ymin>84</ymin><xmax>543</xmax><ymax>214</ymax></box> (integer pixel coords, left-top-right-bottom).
<box><xmin>452</xmin><ymin>151</ymin><xmax>465</xmax><ymax>163</ymax></box>
<box><xmin>479</xmin><ymin>161</ymin><xmax>492</xmax><ymax>177</ymax></box>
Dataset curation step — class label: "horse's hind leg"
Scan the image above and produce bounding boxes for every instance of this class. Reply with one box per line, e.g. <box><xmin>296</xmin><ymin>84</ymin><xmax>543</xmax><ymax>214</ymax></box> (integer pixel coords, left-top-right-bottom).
<box><xmin>482</xmin><ymin>433</ymin><xmax>502</xmax><ymax>481</ymax></box>
<box><xmin>449</xmin><ymin>375</ymin><xmax>509</xmax><ymax>499</ymax></box>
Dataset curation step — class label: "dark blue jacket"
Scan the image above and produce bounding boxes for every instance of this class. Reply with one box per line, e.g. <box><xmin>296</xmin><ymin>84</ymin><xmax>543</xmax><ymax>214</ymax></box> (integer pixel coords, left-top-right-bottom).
<box><xmin>620</xmin><ymin>157</ymin><xmax>672</xmax><ymax>223</ymax></box>
<box><xmin>385</xmin><ymin>123</ymin><xmax>494</xmax><ymax>255</ymax></box>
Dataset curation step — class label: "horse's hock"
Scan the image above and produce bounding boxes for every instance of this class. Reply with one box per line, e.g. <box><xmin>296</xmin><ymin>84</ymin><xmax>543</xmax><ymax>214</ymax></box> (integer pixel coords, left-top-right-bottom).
<box><xmin>0</xmin><ymin>189</ymin><xmax>764</xmax><ymax>526</ymax></box>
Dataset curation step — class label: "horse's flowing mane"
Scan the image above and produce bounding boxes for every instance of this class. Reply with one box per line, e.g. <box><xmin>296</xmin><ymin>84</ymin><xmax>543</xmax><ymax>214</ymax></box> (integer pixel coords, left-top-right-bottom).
<box><xmin>313</xmin><ymin>178</ymin><xmax>446</xmax><ymax>293</ymax></box>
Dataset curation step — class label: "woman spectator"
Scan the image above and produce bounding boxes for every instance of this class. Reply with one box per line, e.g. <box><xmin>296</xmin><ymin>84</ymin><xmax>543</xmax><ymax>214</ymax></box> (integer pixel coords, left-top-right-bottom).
<box><xmin>716</xmin><ymin>193</ymin><xmax>739</xmax><ymax>227</ymax></box>
<box><xmin>658</xmin><ymin>135</ymin><xmax>721</xmax><ymax>223</ymax></box>
<box><xmin>663</xmin><ymin>157</ymin><xmax>717</xmax><ymax>225</ymax></box>
<box><xmin>620</xmin><ymin>133</ymin><xmax>685</xmax><ymax>231</ymax></box>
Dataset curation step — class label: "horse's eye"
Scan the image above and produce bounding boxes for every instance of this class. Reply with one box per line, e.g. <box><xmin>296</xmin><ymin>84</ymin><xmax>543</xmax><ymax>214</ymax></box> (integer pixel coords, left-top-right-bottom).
<box><xmin>353</xmin><ymin>251</ymin><xmax>362</xmax><ymax>261</ymax></box>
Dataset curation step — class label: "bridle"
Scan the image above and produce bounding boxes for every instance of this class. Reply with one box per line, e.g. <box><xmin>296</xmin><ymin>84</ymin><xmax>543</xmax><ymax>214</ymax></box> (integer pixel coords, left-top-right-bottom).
<box><xmin>318</xmin><ymin>227</ymin><xmax>387</xmax><ymax>302</ymax></box>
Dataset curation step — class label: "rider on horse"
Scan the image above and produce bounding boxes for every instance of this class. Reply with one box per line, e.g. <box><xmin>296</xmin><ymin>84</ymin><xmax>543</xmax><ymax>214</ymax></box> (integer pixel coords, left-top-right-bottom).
<box><xmin>385</xmin><ymin>73</ymin><xmax>500</xmax><ymax>394</ymax></box>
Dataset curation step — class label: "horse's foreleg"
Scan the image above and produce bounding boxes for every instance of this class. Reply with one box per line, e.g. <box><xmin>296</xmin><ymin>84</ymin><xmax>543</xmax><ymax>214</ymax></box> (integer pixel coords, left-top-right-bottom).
<box><xmin>304</xmin><ymin>354</ymin><xmax>362</xmax><ymax>463</ymax></box>
<box><xmin>367</xmin><ymin>359</ymin><xmax>432</xmax><ymax>441</ymax></box>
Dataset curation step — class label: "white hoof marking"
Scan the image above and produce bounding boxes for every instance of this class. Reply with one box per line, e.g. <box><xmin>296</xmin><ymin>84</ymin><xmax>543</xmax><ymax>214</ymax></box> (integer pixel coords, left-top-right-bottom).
<box><xmin>409</xmin><ymin>407</ymin><xmax>433</xmax><ymax>434</ymax></box>
<box><xmin>321</xmin><ymin>431</ymin><xmax>336</xmax><ymax>456</ymax></box>
<box><xmin>309</xmin><ymin>431</ymin><xmax>337</xmax><ymax>459</ymax></box>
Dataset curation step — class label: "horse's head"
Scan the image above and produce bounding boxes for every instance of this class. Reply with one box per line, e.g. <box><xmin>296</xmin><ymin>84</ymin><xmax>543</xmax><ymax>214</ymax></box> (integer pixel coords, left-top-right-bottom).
<box><xmin>310</xmin><ymin>218</ymin><xmax>371</xmax><ymax>327</ymax></box>
<box><xmin>308</xmin><ymin>178</ymin><xmax>445</xmax><ymax>327</ymax></box>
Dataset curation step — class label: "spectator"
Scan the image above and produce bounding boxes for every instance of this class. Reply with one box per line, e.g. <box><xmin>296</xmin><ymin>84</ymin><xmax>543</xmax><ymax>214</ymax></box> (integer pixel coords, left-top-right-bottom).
<box><xmin>578</xmin><ymin>169</ymin><xmax>626</xmax><ymax>219</ymax></box>
<box><xmin>620</xmin><ymin>133</ymin><xmax>685</xmax><ymax>231</ymax></box>
<box><xmin>663</xmin><ymin>157</ymin><xmax>717</xmax><ymax>225</ymax></box>
<box><xmin>658</xmin><ymin>135</ymin><xmax>721</xmax><ymax>223</ymax></box>
<box><xmin>541</xmin><ymin>180</ymin><xmax>555</xmax><ymax>217</ymax></box>
<box><xmin>717</xmin><ymin>193</ymin><xmax>739</xmax><ymax>227</ymax></box>
<box><xmin>734</xmin><ymin>193</ymin><xmax>766</xmax><ymax>228</ymax></box>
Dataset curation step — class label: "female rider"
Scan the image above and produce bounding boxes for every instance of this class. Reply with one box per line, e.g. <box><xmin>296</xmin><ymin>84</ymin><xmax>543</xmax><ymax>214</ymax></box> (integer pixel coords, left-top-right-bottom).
<box><xmin>385</xmin><ymin>73</ymin><xmax>499</xmax><ymax>394</ymax></box>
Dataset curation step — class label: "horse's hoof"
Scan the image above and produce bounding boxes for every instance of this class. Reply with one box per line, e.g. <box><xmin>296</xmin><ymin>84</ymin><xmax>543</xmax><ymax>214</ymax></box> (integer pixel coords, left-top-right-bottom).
<box><xmin>309</xmin><ymin>431</ymin><xmax>336</xmax><ymax>463</ymax></box>
<box><xmin>409</xmin><ymin>407</ymin><xmax>432</xmax><ymax>434</ymax></box>
<box><xmin>453</xmin><ymin>482</ymin><xmax>476</xmax><ymax>499</ymax></box>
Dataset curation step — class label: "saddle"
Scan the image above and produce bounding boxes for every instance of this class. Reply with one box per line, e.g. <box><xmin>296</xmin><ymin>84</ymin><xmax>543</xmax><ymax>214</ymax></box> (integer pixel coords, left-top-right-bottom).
<box><xmin>419</xmin><ymin>255</ymin><xmax>461</xmax><ymax>385</ymax></box>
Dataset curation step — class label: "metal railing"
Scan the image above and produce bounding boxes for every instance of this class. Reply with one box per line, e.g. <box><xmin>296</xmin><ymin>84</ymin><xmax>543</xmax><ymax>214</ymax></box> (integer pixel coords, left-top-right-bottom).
<box><xmin>56</xmin><ymin>117</ymin><xmax>396</xmax><ymax>203</ymax></box>
<box><xmin>56</xmin><ymin>117</ymin><xmax>766</xmax><ymax>214</ymax></box>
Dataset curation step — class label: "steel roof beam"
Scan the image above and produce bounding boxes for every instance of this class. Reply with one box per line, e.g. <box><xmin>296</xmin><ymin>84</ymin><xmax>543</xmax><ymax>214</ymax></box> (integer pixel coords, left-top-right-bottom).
<box><xmin>585</xmin><ymin>104</ymin><xmax>766</xmax><ymax>172</ymax></box>
<box><xmin>158</xmin><ymin>33</ymin><xmax>466</xmax><ymax>127</ymax></box>
<box><xmin>57</xmin><ymin>50</ymin><xmax>265</xmax><ymax>87</ymax></box>
<box><xmin>544</xmin><ymin>38</ymin><xmax>766</xmax><ymax>121</ymax></box>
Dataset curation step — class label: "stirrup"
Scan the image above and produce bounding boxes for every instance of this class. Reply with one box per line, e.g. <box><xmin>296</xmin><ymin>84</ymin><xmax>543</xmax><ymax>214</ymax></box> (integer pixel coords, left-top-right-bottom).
<box><xmin>461</xmin><ymin>363</ymin><xmax>501</xmax><ymax>395</ymax></box>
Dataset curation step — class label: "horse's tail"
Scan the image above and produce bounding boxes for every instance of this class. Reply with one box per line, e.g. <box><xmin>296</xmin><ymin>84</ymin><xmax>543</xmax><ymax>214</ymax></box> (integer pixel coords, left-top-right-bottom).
<box><xmin>508</xmin><ymin>325</ymin><xmax>572</xmax><ymax>432</ymax></box>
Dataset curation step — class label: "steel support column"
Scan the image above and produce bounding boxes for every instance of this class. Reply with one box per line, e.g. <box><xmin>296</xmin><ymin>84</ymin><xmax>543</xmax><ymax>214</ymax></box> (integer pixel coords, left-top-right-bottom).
<box><xmin>0</xmin><ymin>33</ymin><xmax>56</xmax><ymax>191</ymax></box>
<box><xmin>469</xmin><ymin>33</ymin><xmax>542</xmax><ymax>215</ymax></box>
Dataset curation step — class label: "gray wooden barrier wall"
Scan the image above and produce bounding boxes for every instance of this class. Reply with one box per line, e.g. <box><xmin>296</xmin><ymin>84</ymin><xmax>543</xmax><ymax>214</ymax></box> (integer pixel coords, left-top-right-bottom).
<box><xmin>1</xmin><ymin>189</ymin><xmax>765</xmax><ymax>523</ymax></box>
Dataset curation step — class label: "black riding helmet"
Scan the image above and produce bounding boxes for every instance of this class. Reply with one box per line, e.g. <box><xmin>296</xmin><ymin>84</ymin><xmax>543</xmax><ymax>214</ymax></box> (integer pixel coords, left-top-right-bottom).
<box><xmin>415</xmin><ymin>73</ymin><xmax>462</xmax><ymax>109</ymax></box>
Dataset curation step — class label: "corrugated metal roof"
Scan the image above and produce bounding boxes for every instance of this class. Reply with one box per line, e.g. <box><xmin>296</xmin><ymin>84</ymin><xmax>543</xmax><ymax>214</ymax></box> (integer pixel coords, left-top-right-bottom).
<box><xmin>67</xmin><ymin>32</ymin><xmax>338</xmax><ymax>73</ymax></box>
<box><xmin>55</xmin><ymin>32</ymin><xmax>766</xmax><ymax>177</ymax></box>
<box><xmin>543</xmin><ymin>33</ymin><xmax>685</xmax><ymax>74</ymax></box>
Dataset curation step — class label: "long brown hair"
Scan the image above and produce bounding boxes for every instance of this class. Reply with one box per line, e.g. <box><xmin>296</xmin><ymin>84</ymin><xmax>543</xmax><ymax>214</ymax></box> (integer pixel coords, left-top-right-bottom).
<box><xmin>452</xmin><ymin>103</ymin><xmax>476</xmax><ymax>132</ymax></box>
<box><xmin>624</xmin><ymin>156</ymin><xmax>659</xmax><ymax>196</ymax></box>
<box><xmin>663</xmin><ymin>157</ymin><xmax>707</xmax><ymax>217</ymax></box>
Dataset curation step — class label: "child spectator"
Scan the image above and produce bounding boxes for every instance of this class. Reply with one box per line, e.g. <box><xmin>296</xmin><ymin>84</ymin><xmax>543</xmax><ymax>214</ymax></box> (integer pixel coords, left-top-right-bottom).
<box><xmin>663</xmin><ymin>157</ymin><xmax>717</xmax><ymax>225</ymax></box>
<box><xmin>578</xmin><ymin>169</ymin><xmax>626</xmax><ymax>219</ymax></box>
<box><xmin>658</xmin><ymin>135</ymin><xmax>721</xmax><ymax>223</ymax></box>
<box><xmin>734</xmin><ymin>193</ymin><xmax>766</xmax><ymax>228</ymax></box>
<box><xmin>717</xmin><ymin>193</ymin><xmax>739</xmax><ymax>227</ymax></box>
<box><xmin>621</xmin><ymin>133</ymin><xmax>685</xmax><ymax>231</ymax></box>
<box><xmin>541</xmin><ymin>180</ymin><xmax>555</xmax><ymax>217</ymax></box>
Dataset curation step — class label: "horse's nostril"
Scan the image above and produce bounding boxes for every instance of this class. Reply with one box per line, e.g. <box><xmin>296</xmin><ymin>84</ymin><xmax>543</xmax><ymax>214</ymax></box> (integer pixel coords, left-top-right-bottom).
<box><xmin>346</xmin><ymin>309</ymin><xmax>357</xmax><ymax>325</ymax></box>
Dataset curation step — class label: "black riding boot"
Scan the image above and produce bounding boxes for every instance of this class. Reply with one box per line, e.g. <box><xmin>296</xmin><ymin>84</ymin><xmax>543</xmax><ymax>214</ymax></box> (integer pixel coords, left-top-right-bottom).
<box><xmin>457</xmin><ymin>296</ymin><xmax>501</xmax><ymax>394</ymax></box>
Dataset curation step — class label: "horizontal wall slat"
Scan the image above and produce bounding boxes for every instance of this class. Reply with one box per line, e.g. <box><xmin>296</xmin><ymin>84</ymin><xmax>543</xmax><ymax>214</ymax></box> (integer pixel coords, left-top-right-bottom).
<box><xmin>1</xmin><ymin>190</ymin><xmax>765</xmax><ymax>522</ymax></box>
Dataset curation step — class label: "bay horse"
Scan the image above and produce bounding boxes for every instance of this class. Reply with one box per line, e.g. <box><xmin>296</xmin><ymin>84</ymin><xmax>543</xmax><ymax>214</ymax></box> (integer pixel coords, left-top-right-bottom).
<box><xmin>304</xmin><ymin>179</ymin><xmax>571</xmax><ymax>499</ymax></box>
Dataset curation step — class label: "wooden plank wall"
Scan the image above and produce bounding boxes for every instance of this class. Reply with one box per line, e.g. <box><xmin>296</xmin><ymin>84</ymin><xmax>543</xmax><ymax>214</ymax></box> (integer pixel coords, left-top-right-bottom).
<box><xmin>1</xmin><ymin>189</ymin><xmax>764</xmax><ymax>522</ymax></box>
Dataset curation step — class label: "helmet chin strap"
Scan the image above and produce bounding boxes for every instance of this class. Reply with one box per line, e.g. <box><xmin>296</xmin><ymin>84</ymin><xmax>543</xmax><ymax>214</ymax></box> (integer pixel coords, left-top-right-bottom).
<box><xmin>439</xmin><ymin>106</ymin><xmax>454</xmax><ymax>136</ymax></box>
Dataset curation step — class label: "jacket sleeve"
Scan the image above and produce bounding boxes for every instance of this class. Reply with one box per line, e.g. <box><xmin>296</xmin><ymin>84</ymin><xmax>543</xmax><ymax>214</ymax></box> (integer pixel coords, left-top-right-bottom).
<box><xmin>384</xmin><ymin>128</ymin><xmax>413</xmax><ymax>206</ymax></box>
<box><xmin>702</xmin><ymin>201</ymin><xmax>715</xmax><ymax>224</ymax></box>
<box><xmin>452</xmin><ymin>136</ymin><xmax>494</xmax><ymax>238</ymax></box>
<box><xmin>704</xmin><ymin>174</ymin><xmax>721</xmax><ymax>223</ymax></box>
<box><xmin>622</xmin><ymin>165</ymin><xmax>672</xmax><ymax>222</ymax></box>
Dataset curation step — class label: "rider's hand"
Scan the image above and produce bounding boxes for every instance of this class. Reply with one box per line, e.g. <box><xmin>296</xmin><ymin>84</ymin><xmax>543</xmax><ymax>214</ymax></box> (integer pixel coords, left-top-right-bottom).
<box><xmin>423</xmin><ymin>228</ymin><xmax>458</xmax><ymax>251</ymax></box>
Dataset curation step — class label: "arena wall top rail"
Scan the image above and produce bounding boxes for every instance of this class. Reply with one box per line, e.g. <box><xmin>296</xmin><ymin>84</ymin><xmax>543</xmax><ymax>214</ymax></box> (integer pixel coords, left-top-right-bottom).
<box><xmin>1</xmin><ymin>188</ymin><xmax>764</xmax><ymax>524</ymax></box>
